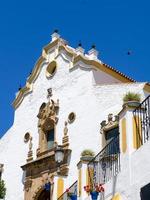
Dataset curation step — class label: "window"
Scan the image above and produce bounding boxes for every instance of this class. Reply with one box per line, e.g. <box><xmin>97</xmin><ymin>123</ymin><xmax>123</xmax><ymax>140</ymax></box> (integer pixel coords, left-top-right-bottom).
<box><xmin>47</xmin><ymin>129</ymin><xmax>54</xmax><ymax>150</ymax></box>
<box><xmin>105</xmin><ymin>127</ymin><xmax>119</xmax><ymax>154</ymax></box>
<box><xmin>141</xmin><ymin>183</ymin><xmax>150</xmax><ymax>200</ymax></box>
<box><xmin>105</xmin><ymin>127</ymin><xmax>119</xmax><ymax>143</ymax></box>
<box><xmin>46</xmin><ymin>61</ymin><xmax>57</xmax><ymax>78</ymax></box>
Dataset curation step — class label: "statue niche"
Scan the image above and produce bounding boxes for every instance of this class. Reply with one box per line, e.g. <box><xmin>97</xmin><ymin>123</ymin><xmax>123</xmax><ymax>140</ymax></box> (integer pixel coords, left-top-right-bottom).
<box><xmin>37</xmin><ymin>88</ymin><xmax>59</xmax><ymax>155</ymax></box>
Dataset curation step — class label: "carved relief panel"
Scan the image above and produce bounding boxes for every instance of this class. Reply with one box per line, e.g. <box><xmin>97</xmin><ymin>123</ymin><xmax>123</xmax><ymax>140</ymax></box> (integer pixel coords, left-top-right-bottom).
<box><xmin>100</xmin><ymin>114</ymin><xmax>119</xmax><ymax>148</ymax></box>
<box><xmin>37</xmin><ymin>88</ymin><xmax>59</xmax><ymax>155</ymax></box>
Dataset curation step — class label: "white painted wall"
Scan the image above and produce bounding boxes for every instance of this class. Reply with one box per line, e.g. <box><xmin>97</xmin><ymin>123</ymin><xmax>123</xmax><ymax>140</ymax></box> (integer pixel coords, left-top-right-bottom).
<box><xmin>0</xmin><ymin>43</ymin><xmax>149</xmax><ymax>200</ymax></box>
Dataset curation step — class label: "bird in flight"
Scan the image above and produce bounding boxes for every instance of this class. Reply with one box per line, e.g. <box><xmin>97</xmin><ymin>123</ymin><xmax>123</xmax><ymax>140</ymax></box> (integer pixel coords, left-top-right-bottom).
<box><xmin>127</xmin><ymin>50</ymin><xmax>132</xmax><ymax>55</ymax></box>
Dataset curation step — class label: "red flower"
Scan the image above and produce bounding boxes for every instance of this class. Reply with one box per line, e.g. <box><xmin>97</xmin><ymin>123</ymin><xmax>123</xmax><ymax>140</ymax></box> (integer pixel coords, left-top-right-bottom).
<box><xmin>84</xmin><ymin>184</ymin><xmax>104</xmax><ymax>193</ymax></box>
<box><xmin>66</xmin><ymin>189</ymin><xmax>70</xmax><ymax>193</ymax></box>
<box><xmin>84</xmin><ymin>185</ymin><xmax>91</xmax><ymax>192</ymax></box>
<box><xmin>100</xmin><ymin>187</ymin><xmax>104</xmax><ymax>192</ymax></box>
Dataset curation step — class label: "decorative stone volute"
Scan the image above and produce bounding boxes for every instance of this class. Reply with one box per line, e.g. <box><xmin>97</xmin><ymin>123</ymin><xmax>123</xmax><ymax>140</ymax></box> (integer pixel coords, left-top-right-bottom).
<box><xmin>100</xmin><ymin>113</ymin><xmax>119</xmax><ymax>134</ymax></box>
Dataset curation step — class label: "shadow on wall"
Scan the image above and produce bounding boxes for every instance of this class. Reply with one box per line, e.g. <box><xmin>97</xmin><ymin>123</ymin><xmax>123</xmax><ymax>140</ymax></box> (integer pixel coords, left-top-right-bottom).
<box><xmin>92</xmin><ymin>70</ymin><xmax>120</xmax><ymax>85</ymax></box>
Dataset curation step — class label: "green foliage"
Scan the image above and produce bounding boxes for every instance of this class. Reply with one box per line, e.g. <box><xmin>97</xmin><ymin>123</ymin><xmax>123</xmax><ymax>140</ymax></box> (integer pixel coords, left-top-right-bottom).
<box><xmin>0</xmin><ymin>180</ymin><xmax>6</xmax><ymax>199</ymax></box>
<box><xmin>81</xmin><ymin>149</ymin><xmax>95</xmax><ymax>157</ymax></box>
<box><xmin>123</xmin><ymin>92</ymin><xmax>141</xmax><ymax>103</ymax></box>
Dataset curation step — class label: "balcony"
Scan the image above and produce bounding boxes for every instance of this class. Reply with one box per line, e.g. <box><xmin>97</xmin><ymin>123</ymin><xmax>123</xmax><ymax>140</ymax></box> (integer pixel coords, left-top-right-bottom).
<box><xmin>133</xmin><ymin>95</ymin><xmax>150</xmax><ymax>148</ymax></box>
<box><xmin>88</xmin><ymin>135</ymin><xmax>120</xmax><ymax>186</ymax></box>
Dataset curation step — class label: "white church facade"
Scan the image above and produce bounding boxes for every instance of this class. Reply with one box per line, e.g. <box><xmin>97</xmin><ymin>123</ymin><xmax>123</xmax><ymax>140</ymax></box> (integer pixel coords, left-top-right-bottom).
<box><xmin>0</xmin><ymin>31</ymin><xmax>150</xmax><ymax>200</ymax></box>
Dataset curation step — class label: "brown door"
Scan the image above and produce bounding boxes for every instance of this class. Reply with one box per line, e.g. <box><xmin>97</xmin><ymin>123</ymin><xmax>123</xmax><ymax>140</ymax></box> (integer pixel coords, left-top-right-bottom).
<box><xmin>38</xmin><ymin>189</ymin><xmax>50</xmax><ymax>200</ymax></box>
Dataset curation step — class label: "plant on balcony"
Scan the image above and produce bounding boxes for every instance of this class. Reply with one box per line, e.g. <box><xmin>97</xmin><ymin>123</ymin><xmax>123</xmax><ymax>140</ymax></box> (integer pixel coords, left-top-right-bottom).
<box><xmin>123</xmin><ymin>92</ymin><xmax>141</xmax><ymax>107</ymax></box>
<box><xmin>66</xmin><ymin>189</ymin><xmax>77</xmax><ymax>200</ymax></box>
<box><xmin>84</xmin><ymin>184</ymin><xmax>104</xmax><ymax>200</ymax></box>
<box><xmin>0</xmin><ymin>180</ymin><xmax>6</xmax><ymax>199</ymax></box>
<box><xmin>80</xmin><ymin>149</ymin><xmax>95</xmax><ymax>161</ymax></box>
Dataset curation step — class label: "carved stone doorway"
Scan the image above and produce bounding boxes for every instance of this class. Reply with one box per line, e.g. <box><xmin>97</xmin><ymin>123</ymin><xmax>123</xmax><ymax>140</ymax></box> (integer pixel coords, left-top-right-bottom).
<box><xmin>38</xmin><ymin>189</ymin><xmax>50</xmax><ymax>200</ymax></box>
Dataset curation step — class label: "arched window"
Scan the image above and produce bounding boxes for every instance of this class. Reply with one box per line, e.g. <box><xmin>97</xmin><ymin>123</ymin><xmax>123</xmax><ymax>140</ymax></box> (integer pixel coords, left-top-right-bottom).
<box><xmin>42</xmin><ymin>118</ymin><xmax>55</xmax><ymax>150</ymax></box>
<box><xmin>47</xmin><ymin>128</ymin><xmax>54</xmax><ymax>150</ymax></box>
<box><xmin>37</xmin><ymin>98</ymin><xmax>58</xmax><ymax>153</ymax></box>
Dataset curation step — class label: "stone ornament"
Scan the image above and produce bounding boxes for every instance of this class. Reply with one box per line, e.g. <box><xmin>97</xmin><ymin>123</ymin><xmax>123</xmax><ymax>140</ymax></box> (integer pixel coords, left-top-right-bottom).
<box><xmin>100</xmin><ymin>114</ymin><xmax>119</xmax><ymax>135</ymax></box>
<box><xmin>26</xmin><ymin>136</ymin><xmax>33</xmax><ymax>162</ymax></box>
<box><xmin>24</xmin><ymin>132</ymin><xmax>30</xmax><ymax>143</ymax></box>
<box><xmin>68</xmin><ymin>112</ymin><xmax>76</xmax><ymax>123</ymax></box>
<box><xmin>29</xmin><ymin>137</ymin><xmax>33</xmax><ymax>151</ymax></box>
<box><xmin>47</xmin><ymin>88</ymin><xmax>53</xmax><ymax>100</ymax></box>
<box><xmin>62</xmin><ymin>121</ymin><xmax>69</xmax><ymax>149</ymax></box>
<box><xmin>46</xmin><ymin>61</ymin><xmax>57</xmax><ymax>78</ymax></box>
<box><xmin>37</xmin><ymin>88</ymin><xmax>59</xmax><ymax>132</ymax></box>
<box><xmin>64</xmin><ymin>121</ymin><xmax>68</xmax><ymax>136</ymax></box>
<box><xmin>37</xmin><ymin>88</ymin><xmax>59</xmax><ymax>155</ymax></box>
<box><xmin>24</xmin><ymin>178</ymin><xmax>32</xmax><ymax>192</ymax></box>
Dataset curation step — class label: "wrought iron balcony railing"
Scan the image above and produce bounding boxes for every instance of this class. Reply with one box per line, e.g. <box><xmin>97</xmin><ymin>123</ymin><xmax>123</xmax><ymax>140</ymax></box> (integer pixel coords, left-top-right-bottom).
<box><xmin>133</xmin><ymin>95</ymin><xmax>150</xmax><ymax>148</ymax></box>
<box><xmin>57</xmin><ymin>181</ymin><xmax>77</xmax><ymax>200</ymax></box>
<box><xmin>88</xmin><ymin>135</ymin><xmax>120</xmax><ymax>187</ymax></box>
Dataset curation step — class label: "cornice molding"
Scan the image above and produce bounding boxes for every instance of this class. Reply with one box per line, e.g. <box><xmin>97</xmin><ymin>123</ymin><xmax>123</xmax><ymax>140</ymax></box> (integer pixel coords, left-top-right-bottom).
<box><xmin>12</xmin><ymin>56</ymin><xmax>46</xmax><ymax>109</ymax></box>
<box><xmin>73</xmin><ymin>55</ymin><xmax>135</xmax><ymax>83</ymax></box>
<box><xmin>13</xmin><ymin>37</ymin><xmax>149</xmax><ymax>110</ymax></box>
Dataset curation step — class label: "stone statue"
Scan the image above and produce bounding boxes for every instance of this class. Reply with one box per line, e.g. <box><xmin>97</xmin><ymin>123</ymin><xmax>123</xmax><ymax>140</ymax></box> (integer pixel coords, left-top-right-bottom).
<box><xmin>47</xmin><ymin>88</ymin><xmax>52</xmax><ymax>100</ymax></box>
<box><xmin>64</xmin><ymin>121</ymin><xmax>68</xmax><ymax>136</ymax></box>
<box><xmin>29</xmin><ymin>137</ymin><xmax>33</xmax><ymax>151</ymax></box>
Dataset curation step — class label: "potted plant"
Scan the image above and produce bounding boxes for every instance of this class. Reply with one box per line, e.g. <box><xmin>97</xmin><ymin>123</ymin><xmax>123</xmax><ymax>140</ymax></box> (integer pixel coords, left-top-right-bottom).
<box><xmin>66</xmin><ymin>189</ymin><xmax>77</xmax><ymax>200</ymax></box>
<box><xmin>80</xmin><ymin>149</ymin><xmax>95</xmax><ymax>161</ymax></box>
<box><xmin>123</xmin><ymin>92</ymin><xmax>141</xmax><ymax>108</ymax></box>
<box><xmin>84</xmin><ymin>184</ymin><xmax>104</xmax><ymax>200</ymax></box>
<box><xmin>0</xmin><ymin>180</ymin><xmax>6</xmax><ymax>200</ymax></box>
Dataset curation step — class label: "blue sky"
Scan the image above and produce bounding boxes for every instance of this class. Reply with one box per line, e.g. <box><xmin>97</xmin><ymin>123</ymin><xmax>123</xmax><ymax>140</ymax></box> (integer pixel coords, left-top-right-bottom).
<box><xmin>0</xmin><ymin>0</ymin><xmax>150</xmax><ymax>137</ymax></box>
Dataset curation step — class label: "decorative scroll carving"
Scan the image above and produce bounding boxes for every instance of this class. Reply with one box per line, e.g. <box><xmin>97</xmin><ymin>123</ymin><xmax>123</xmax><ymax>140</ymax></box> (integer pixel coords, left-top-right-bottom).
<box><xmin>24</xmin><ymin>178</ymin><xmax>32</xmax><ymax>192</ymax></box>
<box><xmin>100</xmin><ymin>114</ymin><xmax>119</xmax><ymax>135</ymax></box>
<box><xmin>37</xmin><ymin>89</ymin><xmax>59</xmax><ymax>131</ymax></box>
<box><xmin>37</xmin><ymin>88</ymin><xmax>59</xmax><ymax>155</ymax></box>
<box><xmin>22</xmin><ymin>88</ymin><xmax>72</xmax><ymax>200</ymax></box>
<box><xmin>21</xmin><ymin>148</ymin><xmax>71</xmax><ymax>199</ymax></box>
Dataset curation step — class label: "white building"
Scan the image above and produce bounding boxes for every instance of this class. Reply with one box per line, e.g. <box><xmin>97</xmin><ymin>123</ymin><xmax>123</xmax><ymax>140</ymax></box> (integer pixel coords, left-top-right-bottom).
<box><xmin>0</xmin><ymin>31</ymin><xmax>150</xmax><ymax>200</ymax></box>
